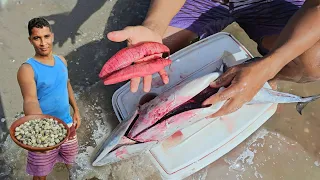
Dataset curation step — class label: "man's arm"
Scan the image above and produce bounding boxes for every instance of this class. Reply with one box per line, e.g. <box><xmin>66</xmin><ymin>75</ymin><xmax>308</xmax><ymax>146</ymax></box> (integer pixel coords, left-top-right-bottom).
<box><xmin>203</xmin><ymin>0</ymin><xmax>320</xmax><ymax>117</ymax></box>
<box><xmin>106</xmin><ymin>0</ymin><xmax>186</xmax><ymax>92</ymax></box>
<box><xmin>264</xmin><ymin>0</ymin><xmax>320</xmax><ymax>78</ymax></box>
<box><xmin>142</xmin><ymin>0</ymin><xmax>186</xmax><ymax>37</ymax></box>
<box><xmin>17</xmin><ymin>64</ymin><xmax>42</xmax><ymax>115</ymax></box>
<box><xmin>67</xmin><ymin>81</ymin><xmax>79</xmax><ymax>113</ymax></box>
<box><xmin>59</xmin><ymin>56</ymin><xmax>79</xmax><ymax>113</ymax></box>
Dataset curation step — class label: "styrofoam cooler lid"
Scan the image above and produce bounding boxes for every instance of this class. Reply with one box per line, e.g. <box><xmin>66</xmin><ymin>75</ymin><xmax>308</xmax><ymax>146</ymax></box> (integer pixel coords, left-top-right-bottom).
<box><xmin>111</xmin><ymin>32</ymin><xmax>277</xmax><ymax>179</ymax></box>
<box><xmin>112</xmin><ymin>32</ymin><xmax>253</xmax><ymax>122</ymax></box>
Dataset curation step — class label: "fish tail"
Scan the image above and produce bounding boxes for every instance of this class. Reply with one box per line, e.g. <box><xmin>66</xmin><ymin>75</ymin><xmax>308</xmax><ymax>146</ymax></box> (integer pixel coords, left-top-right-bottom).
<box><xmin>296</xmin><ymin>94</ymin><xmax>320</xmax><ymax>115</ymax></box>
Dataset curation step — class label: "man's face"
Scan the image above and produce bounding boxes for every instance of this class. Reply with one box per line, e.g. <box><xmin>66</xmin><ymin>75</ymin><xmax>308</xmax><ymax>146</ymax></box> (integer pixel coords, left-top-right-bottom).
<box><xmin>28</xmin><ymin>26</ymin><xmax>54</xmax><ymax>56</ymax></box>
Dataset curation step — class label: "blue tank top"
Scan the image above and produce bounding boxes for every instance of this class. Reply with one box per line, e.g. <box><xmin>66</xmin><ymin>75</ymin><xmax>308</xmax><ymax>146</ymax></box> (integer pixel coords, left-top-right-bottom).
<box><xmin>24</xmin><ymin>55</ymin><xmax>73</xmax><ymax>124</ymax></box>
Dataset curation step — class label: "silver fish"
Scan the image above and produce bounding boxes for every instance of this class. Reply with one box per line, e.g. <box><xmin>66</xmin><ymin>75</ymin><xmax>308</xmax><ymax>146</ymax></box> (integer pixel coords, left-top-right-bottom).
<box><xmin>247</xmin><ymin>87</ymin><xmax>320</xmax><ymax>115</ymax></box>
<box><xmin>220</xmin><ymin>62</ymin><xmax>320</xmax><ymax>115</ymax></box>
<box><xmin>92</xmin><ymin>62</ymin><xmax>320</xmax><ymax>166</ymax></box>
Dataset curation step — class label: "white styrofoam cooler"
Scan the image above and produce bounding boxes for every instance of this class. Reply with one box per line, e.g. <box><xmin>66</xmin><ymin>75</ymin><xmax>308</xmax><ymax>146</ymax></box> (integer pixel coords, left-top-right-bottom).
<box><xmin>111</xmin><ymin>32</ymin><xmax>277</xmax><ymax>179</ymax></box>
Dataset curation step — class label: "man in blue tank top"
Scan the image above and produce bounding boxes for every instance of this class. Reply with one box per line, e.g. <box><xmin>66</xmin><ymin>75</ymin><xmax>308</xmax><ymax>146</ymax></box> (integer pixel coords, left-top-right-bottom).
<box><xmin>17</xmin><ymin>17</ymin><xmax>80</xmax><ymax>180</ymax></box>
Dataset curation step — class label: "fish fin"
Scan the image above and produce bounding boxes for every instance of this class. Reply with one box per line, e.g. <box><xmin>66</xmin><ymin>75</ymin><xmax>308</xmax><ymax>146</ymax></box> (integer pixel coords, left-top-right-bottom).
<box><xmin>222</xmin><ymin>62</ymin><xmax>228</xmax><ymax>73</ymax></box>
<box><xmin>296</xmin><ymin>102</ymin><xmax>308</xmax><ymax>115</ymax></box>
<box><xmin>296</xmin><ymin>95</ymin><xmax>320</xmax><ymax>115</ymax></box>
<box><xmin>219</xmin><ymin>62</ymin><xmax>228</xmax><ymax>73</ymax></box>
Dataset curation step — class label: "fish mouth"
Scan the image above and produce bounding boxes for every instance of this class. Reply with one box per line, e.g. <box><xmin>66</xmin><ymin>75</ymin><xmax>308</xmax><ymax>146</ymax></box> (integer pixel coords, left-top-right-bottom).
<box><xmin>138</xmin><ymin>93</ymin><xmax>159</xmax><ymax>106</ymax></box>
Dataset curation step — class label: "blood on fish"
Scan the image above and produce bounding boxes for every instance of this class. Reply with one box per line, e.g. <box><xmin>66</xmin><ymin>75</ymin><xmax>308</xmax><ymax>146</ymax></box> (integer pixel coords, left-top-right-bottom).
<box><xmin>120</xmin><ymin>136</ymin><xmax>136</xmax><ymax>145</ymax></box>
<box><xmin>128</xmin><ymin>96</ymin><xmax>193</xmax><ymax>139</ymax></box>
<box><xmin>115</xmin><ymin>147</ymin><xmax>128</xmax><ymax>159</ymax></box>
<box><xmin>134</xmin><ymin>111</ymin><xmax>195</xmax><ymax>142</ymax></box>
<box><xmin>171</xmin><ymin>131</ymin><xmax>183</xmax><ymax>139</ymax></box>
<box><xmin>161</xmin><ymin>131</ymin><xmax>184</xmax><ymax>150</ymax></box>
<box><xmin>128</xmin><ymin>86</ymin><xmax>219</xmax><ymax>140</ymax></box>
<box><xmin>135</xmin><ymin>121</ymin><xmax>167</xmax><ymax>142</ymax></box>
<box><xmin>160</xmin><ymin>86</ymin><xmax>219</xmax><ymax>121</ymax></box>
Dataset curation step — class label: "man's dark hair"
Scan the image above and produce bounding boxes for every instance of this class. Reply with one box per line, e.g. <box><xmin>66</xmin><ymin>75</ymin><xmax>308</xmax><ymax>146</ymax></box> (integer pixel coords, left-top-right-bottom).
<box><xmin>28</xmin><ymin>17</ymin><xmax>52</xmax><ymax>36</ymax></box>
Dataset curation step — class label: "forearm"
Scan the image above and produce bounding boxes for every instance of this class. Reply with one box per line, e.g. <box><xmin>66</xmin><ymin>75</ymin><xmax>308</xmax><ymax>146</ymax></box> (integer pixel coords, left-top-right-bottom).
<box><xmin>264</xmin><ymin>0</ymin><xmax>320</xmax><ymax>78</ymax></box>
<box><xmin>23</xmin><ymin>101</ymin><xmax>42</xmax><ymax>115</ymax></box>
<box><xmin>142</xmin><ymin>0</ymin><xmax>186</xmax><ymax>36</ymax></box>
<box><xmin>67</xmin><ymin>81</ymin><xmax>79</xmax><ymax>113</ymax></box>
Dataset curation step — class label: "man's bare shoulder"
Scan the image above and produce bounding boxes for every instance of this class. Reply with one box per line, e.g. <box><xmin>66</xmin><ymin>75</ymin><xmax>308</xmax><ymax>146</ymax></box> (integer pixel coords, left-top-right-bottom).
<box><xmin>17</xmin><ymin>63</ymin><xmax>34</xmax><ymax>76</ymax></box>
<box><xmin>57</xmin><ymin>55</ymin><xmax>68</xmax><ymax>67</ymax></box>
<box><xmin>17</xmin><ymin>63</ymin><xmax>34</xmax><ymax>82</ymax></box>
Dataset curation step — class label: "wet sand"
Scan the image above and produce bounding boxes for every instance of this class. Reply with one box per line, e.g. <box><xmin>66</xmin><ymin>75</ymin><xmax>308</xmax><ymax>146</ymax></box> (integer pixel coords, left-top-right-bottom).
<box><xmin>0</xmin><ymin>1</ymin><xmax>320</xmax><ymax>180</ymax></box>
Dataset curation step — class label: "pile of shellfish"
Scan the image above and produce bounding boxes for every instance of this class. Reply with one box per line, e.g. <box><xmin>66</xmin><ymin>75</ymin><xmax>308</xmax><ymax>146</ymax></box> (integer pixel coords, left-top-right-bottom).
<box><xmin>14</xmin><ymin>118</ymin><xmax>67</xmax><ymax>148</ymax></box>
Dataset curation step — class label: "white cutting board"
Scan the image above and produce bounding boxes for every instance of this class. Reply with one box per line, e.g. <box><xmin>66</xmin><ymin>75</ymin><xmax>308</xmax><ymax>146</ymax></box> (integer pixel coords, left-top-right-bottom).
<box><xmin>111</xmin><ymin>32</ymin><xmax>277</xmax><ymax>179</ymax></box>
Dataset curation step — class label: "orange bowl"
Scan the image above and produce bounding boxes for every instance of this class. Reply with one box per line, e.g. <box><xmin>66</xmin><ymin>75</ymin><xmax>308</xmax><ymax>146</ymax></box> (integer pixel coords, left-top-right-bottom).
<box><xmin>9</xmin><ymin>114</ymin><xmax>70</xmax><ymax>152</ymax></box>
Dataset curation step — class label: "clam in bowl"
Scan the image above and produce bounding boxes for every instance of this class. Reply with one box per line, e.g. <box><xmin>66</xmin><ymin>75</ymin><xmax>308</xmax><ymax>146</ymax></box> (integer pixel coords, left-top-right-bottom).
<box><xmin>9</xmin><ymin>114</ymin><xmax>70</xmax><ymax>152</ymax></box>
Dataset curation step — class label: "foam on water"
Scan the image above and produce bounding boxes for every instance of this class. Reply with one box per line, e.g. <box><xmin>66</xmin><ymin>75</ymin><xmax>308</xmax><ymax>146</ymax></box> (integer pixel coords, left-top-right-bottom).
<box><xmin>1</xmin><ymin>113</ymin><xmax>27</xmax><ymax>179</ymax></box>
<box><xmin>225</xmin><ymin>128</ymin><xmax>269</xmax><ymax>172</ymax></box>
<box><xmin>188</xmin><ymin>166</ymin><xmax>209</xmax><ymax>180</ymax></box>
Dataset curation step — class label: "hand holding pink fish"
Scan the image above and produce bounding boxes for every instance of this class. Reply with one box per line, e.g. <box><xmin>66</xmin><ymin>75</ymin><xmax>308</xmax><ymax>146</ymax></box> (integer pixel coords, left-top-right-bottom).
<box><xmin>106</xmin><ymin>25</ymin><xmax>169</xmax><ymax>93</ymax></box>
